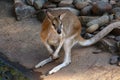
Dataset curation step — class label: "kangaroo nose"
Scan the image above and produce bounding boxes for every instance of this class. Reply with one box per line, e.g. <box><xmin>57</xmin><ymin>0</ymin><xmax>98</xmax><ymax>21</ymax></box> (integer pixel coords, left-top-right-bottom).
<box><xmin>57</xmin><ymin>29</ymin><xmax>61</xmax><ymax>34</ymax></box>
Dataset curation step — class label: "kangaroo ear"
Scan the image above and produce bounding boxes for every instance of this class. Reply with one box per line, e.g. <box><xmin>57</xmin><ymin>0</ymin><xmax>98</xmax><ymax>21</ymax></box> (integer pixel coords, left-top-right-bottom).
<box><xmin>59</xmin><ymin>13</ymin><xmax>66</xmax><ymax>20</ymax></box>
<box><xmin>47</xmin><ymin>11</ymin><xmax>54</xmax><ymax>20</ymax></box>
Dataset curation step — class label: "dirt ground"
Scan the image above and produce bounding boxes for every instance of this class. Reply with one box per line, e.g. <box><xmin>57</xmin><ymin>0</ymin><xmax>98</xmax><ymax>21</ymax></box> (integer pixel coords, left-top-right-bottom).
<box><xmin>0</xmin><ymin>0</ymin><xmax>120</xmax><ymax>80</ymax></box>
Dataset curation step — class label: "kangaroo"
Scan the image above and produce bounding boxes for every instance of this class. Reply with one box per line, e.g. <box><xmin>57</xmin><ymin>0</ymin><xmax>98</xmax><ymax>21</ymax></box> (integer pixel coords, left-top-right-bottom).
<box><xmin>35</xmin><ymin>9</ymin><xmax>120</xmax><ymax>75</ymax></box>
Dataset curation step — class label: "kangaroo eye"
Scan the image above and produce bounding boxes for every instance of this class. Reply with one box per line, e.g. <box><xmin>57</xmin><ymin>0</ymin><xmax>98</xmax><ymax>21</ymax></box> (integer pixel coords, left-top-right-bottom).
<box><xmin>52</xmin><ymin>23</ymin><xmax>55</xmax><ymax>26</ymax></box>
<box><xmin>52</xmin><ymin>23</ymin><xmax>57</xmax><ymax>29</ymax></box>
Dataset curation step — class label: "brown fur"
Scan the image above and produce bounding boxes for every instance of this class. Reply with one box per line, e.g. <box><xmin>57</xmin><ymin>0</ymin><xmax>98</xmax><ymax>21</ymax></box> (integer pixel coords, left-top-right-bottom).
<box><xmin>40</xmin><ymin>10</ymin><xmax>82</xmax><ymax>43</ymax></box>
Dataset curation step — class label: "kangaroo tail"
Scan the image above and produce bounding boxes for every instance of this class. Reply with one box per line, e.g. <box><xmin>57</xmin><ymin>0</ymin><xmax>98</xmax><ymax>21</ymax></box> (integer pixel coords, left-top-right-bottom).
<box><xmin>79</xmin><ymin>21</ymin><xmax>120</xmax><ymax>46</ymax></box>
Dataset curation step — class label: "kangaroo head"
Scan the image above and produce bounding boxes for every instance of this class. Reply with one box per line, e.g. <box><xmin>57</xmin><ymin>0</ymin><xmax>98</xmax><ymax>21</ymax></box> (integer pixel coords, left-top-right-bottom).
<box><xmin>47</xmin><ymin>12</ymin><xmax>66</xmax><ymax>34</ymax></box>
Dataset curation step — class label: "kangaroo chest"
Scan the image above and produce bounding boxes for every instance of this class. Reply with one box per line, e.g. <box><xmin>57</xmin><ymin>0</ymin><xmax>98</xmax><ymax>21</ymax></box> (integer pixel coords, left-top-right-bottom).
<box><xmin>47</xmin><ymin>30</ymin><xmax>61</xmax><ymax>46</ymax></box>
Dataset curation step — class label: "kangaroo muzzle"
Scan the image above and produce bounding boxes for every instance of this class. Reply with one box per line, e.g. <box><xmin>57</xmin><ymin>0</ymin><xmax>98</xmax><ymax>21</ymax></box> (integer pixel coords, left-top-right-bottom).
<box><xmin>57</xmin><ymin>28</ymin><xmax>61</xmax><ymax>34</ymax></box>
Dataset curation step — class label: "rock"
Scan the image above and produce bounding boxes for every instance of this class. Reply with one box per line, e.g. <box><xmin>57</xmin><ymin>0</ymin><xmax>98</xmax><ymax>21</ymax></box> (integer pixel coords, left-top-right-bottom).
<box><xmin>101</xmin><ymin>0</ymin><xmax>116</xmax><ymax>3</ymax></box>
<box><xmin>117</xmin><ymin>60</ymin><xmax>120</xmax><ymax>66</ymax></box>
<box><xmin>73</xmin><ymin>0</ymin><xmax>91</xmax><ymax>10</ymax></box>
<box><xmin>87</xmin><ymin>14</ymin><xmax>114</xmax><ymax>27</ymax></box>
<box><xmin>116</xmin><ymin>41</ymin><xmax>120</xmax><ymax>52</ymax></box>
<box><xmin>115</xmin><ymin>36</ymin><xmax>120</xmax><ymax>41</ymax></box>
<box><xmin>43</xmin><ymin>1</ymin><xmax>57</xmax><ymax>9</ymax></box>
<box><xmin>81</xmin><ymin>5</ymin><xmax>92</xmax><ymax>16</ymax></box>
<box><xmin>58</xmin><ymin>4</ymin><xmax>74</xmax><ymax>7</ymax></box>
<box><xmin>58</xmin><ymin>0</ymin><xmax>73</xmax><ymax>7</ymax></box>
<box><xmin>90</xmin><ymin>0</ymin><xmax>99</xmax><ymax>2</ymax></box>
<box><xmin>109</xmin><ymin>56</ymin><xmax>119</xmax><ymax>65</ymax></box>
<box><xmin>84</xmin><ymin>33</ymin><xmax>94</xmax><ymax>39</ymax></box>
<box><xmin>116</xmin><ymin>42</ymin><xmax>120</xmax><ymax>62</ymax></box>
<box><xmin>73</xmin><ymin>0</ymin><xmax>92</xmax><ymax>4</ymax></box>
<box><xmin>109</xmin><ymin>55</ymin><xmax>120</xmax><ymax>66</ymax></box>
<box><xmin>91</xmin><ymin>1</ymin><xmax>112</xmax><ymax>15</ymax></box>
<box><xmin>48</xmin><ymin>0</ymin><xmax>61</xmax><ymax>3</ymax></box>
<box><xmin>96</xmin><ymin>38</ymin><xmax>117</xmax><ymax>54</ymax></box>
<box><xmin>112</xmin><ymin>7</ymin><xmax>120</xmax><ymax>19</ymax></box>
<box><xmin>26</xmin><ymin>0</ymin><xmax>35</xmax><ymax>5</ymax></box>
<box><xmin>101</xmin><ymin>0</ymin><xmax>109</xmax><ymax>2</ymax></box>
<box><xmin>115</xmin><ymin>12</ymin><xmax>120</xmax><ymax>19</ymax></box>
<box><xmin>90</xmin><ymin>0</ymin><xmax>110</xmax><ymax>2</ymax></box>
<box><xmin>45</xmin><ymin>7</ymin><xmax>80</xmax><ymax>16</ymax></box>
<box><xmin>34</xmin><ymin>0</ymin><xmax>47</xmax><ymax>9</ymax></box>
<box><xmin>37</xmin><ymin>10</ymin><xmax>46</xmax><ymax>22</ymax></box>
<box><xmin>60</xmin><ymin>0</ymin><xmax>73</xmax><ymax>4</ymax></box>
<box><xmin>116</xmin><ymin>1</ymin><xmax>120</xmax><ymax>7</ymax></box>
<box><xmin>86</xmin><ymin>24</ymin><xmax>99</xmax><ymax>33</ymax></box>
<box><xmin>79</xmin><ymin>16</ymin><xmax>99</xmax><ymax>25</ymax></box>
<box><xmin>14</xmin><ymin>2</ymin><xmax>36</xmax><ymax>20</ymax></box>
<box><xmin>110</xmin><ymin>0</ymin><xmax>116</xmax><ymax>5</ymax></box>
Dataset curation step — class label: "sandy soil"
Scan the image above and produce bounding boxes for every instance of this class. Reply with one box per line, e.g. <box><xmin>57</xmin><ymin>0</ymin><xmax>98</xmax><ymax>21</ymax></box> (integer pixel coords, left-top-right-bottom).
<box><xmin>0</xmin><ymin>0</ymin><xmax>120</xmax><ymax>80</ymax></box>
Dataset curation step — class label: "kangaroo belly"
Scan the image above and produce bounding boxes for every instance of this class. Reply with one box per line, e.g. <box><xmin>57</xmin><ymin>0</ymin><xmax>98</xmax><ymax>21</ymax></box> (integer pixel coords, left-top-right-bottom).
<box><xmin>47</xmin><ymin>32</ymin><xmax>60</xmax><ymax>46</ymax></box>
<box><xmin>47</xmin><ymin>39</ymin><xmax>60</xmax><ymax>46</ymax></box>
